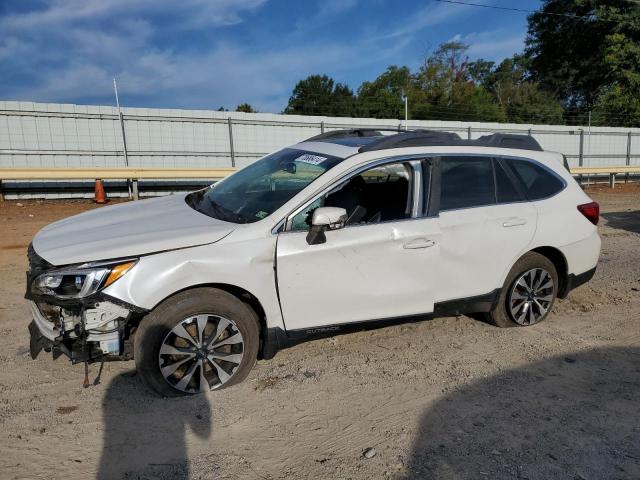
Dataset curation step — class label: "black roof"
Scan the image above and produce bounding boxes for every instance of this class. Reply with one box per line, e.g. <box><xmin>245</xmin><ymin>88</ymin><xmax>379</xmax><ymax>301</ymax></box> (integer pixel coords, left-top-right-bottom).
<box><xmin>304</xmin><ymin>129</ymin><xmax>543</xmax><ymax>152</ymax></box>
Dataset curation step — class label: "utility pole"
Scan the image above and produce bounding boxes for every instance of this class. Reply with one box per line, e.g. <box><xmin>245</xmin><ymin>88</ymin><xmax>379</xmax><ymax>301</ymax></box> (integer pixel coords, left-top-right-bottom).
<box><xmin>587</xmin><ymin>110</ymin><xmax>592</xmax><ymax>160</ymax></box>
<box><xmin>401</xmin><ymin>90</ymin><xmax>408</xmax><ymax>131</ymax></box>
<box><xmin>113</xmin><ymin>78</ymin><xmax>133</xmax><ymax>199</ymax></box>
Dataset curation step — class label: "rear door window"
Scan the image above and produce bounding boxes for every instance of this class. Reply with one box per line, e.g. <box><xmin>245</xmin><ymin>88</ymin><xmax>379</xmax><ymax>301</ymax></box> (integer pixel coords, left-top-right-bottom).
<box><xmin>508</xmin><ymin>160</ymin><xmax>565</xmax><ymax>200</ymax></box>
<box><xmin>440</xmin><ymin>157</ymin><xmax>494</xmax><ymax>211</ymax></box>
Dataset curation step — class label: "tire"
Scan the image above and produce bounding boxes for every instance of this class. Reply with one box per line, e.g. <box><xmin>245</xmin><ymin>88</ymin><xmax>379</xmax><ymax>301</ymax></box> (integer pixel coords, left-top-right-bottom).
<box><xmin>134</xmin><ymin>287</ymin><xmax>260</xmax><ymax>397</ymax></box>
<box><xmin>487</xmin><ymin>252</ymin><xmax>558</xmax><ymax>328</ymax></box>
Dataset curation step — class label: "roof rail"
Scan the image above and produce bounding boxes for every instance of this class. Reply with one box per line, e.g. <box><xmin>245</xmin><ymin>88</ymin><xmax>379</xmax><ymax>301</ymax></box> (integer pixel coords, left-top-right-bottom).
<box><xmin>306</xmin><ymin>128</ymin><xmax>395</xmax><ymax>142</ymax></box>
<box><xmin>473</xmin><ymin>133</ymin><xmax>542</xmax><ymax>151</ymax></box>
<box><xmin>358</xmin><ymin>130</ymin><xmax>463</xmax><ymax>152</ymax></box>
<box><xmin>306</xmin><ymin>128</ymin><xmax>545</xmax><ymax>152</ymax></box>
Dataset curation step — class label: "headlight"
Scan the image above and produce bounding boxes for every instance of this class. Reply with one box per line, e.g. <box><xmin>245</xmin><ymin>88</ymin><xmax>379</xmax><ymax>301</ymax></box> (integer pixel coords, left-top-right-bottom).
<box><xmin>32</xmin><ymin>259</ymin><xmax>137</xmax><ymax>299</ymax></box>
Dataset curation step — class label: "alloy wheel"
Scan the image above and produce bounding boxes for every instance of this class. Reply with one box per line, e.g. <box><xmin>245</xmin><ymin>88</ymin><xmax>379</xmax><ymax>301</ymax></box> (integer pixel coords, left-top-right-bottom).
<box><xmin>158</xmin><ymin>314</ymin><xmax>244</xmax><ymax>393</ymax></box>
<box><xmin>508</xmin><ymin>268</ymin><xmax>555</xmax><ymax>326</ymax></box>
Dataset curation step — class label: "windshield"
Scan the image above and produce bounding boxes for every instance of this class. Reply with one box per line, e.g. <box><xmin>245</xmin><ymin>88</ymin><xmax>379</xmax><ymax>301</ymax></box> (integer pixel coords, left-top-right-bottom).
<box><xmin>186</xmin><ymin>148</ymin><xmax>344</xmax><ymax>223</ymax></box>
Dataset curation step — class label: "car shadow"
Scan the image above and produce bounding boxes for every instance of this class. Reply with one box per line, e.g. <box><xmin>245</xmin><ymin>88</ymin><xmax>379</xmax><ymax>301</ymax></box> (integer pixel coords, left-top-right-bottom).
<box><xmin>601</xmin><ymin>210</ymin><xmax>640</xmax><ymax>234</ymax></box>
<box><xmin>401</xmin><ymin>347</ymin><xmax>640</xmax><ymax>479</ymax></box>
<box><xmin>97</xmin><ymin>370</ymin><xmax>212</xmax><ymax>479</ymax></box>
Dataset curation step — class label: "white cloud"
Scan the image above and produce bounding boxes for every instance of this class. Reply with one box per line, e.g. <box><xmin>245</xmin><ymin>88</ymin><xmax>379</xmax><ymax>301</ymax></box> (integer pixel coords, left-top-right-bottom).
<box><xmin>317</xmin><ymin>0</ymin><xmax>359</xmax><ymax>18</ymax></box>
<box><xmin>0</xmin><ymin>0</ymin><xmax>522</xmax><ymax>111</ymax></box>
<box><xmin>448</xmin><ymin>30</ymin><xmax>526</xmax><ymax>60</ymax></box>
<box><xmin>0</xmin><ymin>0</ymin><xmax>271</xmax><ymax>105</ymax></box>
<box><xmin>6</xmin><ymin>33</ymin><xmax>390</xmax><ymax>112</ymax></box>
<box><xmin>379</xmin><ymin>1</ymin><xmax>472</xmax><ymax>40</ymax></box>
<box><xmin>0</xmin><ymin>0</ymin><xmax>422</xmax><ymax>111</ymax></box>
<box><xmin>0</xmin><ymin>0</ymin><xmax>267</xmax><ymax>31</ymax></box>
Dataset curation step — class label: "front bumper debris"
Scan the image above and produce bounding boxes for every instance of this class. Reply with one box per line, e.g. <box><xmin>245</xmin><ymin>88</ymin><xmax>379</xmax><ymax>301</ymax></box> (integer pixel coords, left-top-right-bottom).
<box><xmin>25</xmin><ymin>244</ymin><xmax>146</xmax><ymax>364</ymax></box>
<box><xmin>28</xmin><ymin>299</ymin><xmax>137</xmax><ymax>363</ymax></box>
<box><xmin>28</xmin><ymin>320</ymin><xmax>50</xmax><ymax>359</ymax></box>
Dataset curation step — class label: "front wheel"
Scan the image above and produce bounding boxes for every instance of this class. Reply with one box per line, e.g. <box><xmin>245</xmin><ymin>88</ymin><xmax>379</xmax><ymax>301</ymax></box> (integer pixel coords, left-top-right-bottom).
<box><xmin>134</xmin><ymin>288</ymin><xmax>260</xmax><ymax>397</ymax></box>
<box><xmin>487</xmin><ymin>252</ymin><xmax>558</xmax><ymax>328</ymax></box>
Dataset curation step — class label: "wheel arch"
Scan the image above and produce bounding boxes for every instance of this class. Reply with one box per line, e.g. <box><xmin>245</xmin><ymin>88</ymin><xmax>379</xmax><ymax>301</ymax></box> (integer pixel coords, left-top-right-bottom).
<box><xmin>529</xmin><ymin>246</ymin><xmax>569</xmax><ymax>298</ymax></box>
<box><xmin>146</xmin><ymin>282</ymin><xmax>269</xmax><ymax>354</ymax></box>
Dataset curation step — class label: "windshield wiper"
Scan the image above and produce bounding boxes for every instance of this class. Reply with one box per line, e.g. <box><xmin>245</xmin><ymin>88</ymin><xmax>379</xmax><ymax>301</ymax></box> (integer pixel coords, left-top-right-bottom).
<box><xmin>206</xmin><ymin>198</ymin><xmax>248</xmax><ymax>223</ymax></box>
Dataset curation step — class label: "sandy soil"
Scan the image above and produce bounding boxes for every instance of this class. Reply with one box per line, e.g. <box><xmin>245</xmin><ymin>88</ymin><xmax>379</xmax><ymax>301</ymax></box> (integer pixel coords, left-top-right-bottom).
<box><xmin>0</xmin><ymin>186</ymin><xmax>639</xmax><ymax>480</ymax></box>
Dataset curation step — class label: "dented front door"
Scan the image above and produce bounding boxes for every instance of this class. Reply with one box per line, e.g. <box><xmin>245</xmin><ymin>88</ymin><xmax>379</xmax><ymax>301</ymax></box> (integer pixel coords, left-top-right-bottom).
<box><xmin>276</xmin><ymin>218</ymin><xmax>441</xmax><ymax>331</ymax></box>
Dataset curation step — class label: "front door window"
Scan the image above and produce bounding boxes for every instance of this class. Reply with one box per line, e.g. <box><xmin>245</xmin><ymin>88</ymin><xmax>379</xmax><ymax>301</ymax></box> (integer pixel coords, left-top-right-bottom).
<box><xmin>290</xmin><ymin>161</ymin><xmax>413</xmax><ymax>231</ymax></box>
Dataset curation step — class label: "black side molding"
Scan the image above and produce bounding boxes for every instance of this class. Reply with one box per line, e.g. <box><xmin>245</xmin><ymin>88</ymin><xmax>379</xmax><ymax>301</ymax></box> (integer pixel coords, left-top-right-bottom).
<box><xmin>260</xmin><ymin>289</ymin><xmax>501</xmax><ymax>359</ymax></box>
<box><xmin>433</xmin><ymin>289</ymin><xmax>500</xmax><ymax>316</ymax></box>
<box><xmin>559</xmin><ymin>267</ymin><xmax>597</xmax><ymax>298</ymax></box>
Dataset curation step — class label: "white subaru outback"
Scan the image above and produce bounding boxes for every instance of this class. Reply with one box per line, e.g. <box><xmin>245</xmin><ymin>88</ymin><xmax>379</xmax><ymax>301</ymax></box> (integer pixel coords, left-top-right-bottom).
<box><xmin>26</xmin><ymin>129</ymin><xmax>601</xmax><ymax>396</ymax></box>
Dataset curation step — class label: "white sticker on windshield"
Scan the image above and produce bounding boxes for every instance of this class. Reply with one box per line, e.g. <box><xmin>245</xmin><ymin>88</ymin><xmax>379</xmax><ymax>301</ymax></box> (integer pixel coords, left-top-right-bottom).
<box><xmin>295</xmin><ymin>153</ymin><xmax>327</xmax><ymax>165</ymax></box>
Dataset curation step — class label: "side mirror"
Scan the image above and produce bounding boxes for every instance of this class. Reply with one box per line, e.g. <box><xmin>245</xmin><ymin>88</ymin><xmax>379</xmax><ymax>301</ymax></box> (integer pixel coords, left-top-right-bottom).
<box><xmin>306</xmin><ymin>207</ymin><xmax>347</xmax><ymax>245</ymax></box>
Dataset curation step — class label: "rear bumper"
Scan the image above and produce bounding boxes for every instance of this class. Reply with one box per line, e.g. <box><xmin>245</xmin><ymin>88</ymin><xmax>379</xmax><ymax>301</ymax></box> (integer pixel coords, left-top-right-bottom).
<box><xmin>559</xmin><ymin>230</ymin><xmax>601</xmax><ymax>277</ymax></box>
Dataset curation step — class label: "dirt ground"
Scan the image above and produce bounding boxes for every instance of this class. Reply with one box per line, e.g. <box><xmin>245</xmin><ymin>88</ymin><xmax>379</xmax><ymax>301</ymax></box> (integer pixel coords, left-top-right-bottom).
<box><xmin>0</xmin><ymin>185</ymin><xmax>639</xmax><ymax>480</ymax></box>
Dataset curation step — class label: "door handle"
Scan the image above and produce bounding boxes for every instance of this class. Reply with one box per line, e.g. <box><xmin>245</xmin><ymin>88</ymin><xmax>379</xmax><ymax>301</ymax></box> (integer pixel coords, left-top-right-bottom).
<box><xmin>502</xmin><ymin>217</ymin><xmax>527</xmax><ymax>228</ymax></box>
<box><xmin>403</xmin><ymin>238</ymin><xmax>436</xmax><ymax>249</ymax></box>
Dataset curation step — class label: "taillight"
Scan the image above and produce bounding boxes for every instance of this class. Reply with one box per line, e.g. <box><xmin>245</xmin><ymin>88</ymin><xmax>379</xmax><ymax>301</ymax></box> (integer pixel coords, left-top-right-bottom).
<box><xmin>577</xmin><ymin>202</ymin><xmax>599</xmax><ymax>225</ymax></box>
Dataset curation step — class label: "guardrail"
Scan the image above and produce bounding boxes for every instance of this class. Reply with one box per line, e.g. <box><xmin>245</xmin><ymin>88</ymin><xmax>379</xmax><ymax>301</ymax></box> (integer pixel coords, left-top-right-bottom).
<box><xmin>571</xmin><ymin>166</ymin><xmax>640</xmax><ymax>188</ymax></box>
<box><xmin>0</xmin><ymin>167</ymin><xmax>235</xmax><ymax>200</ymax></box>
<box><xmin>1</xmin><ymin>165</ymin><xmax>639</xmax><ymax>201</ymax></box>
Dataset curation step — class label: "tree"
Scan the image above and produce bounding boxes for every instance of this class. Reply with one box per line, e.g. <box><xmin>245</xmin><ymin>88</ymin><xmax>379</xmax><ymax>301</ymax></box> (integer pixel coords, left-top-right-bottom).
<box><xmin>415</xmin><ymin>41</ymin><xmax>470</xmax><ymax>93</ymax></box>
<box><xmin>356</xmin><ymin>66</ymin><xmax>413</xmax><ymax>119</ymax></box>
<box><xmin>526</xmin><ymin>0</ymin><xmax>640</xmax><ymax>110</ymax></box>
<box><xmin>484</xmin><ymin>55</ymin><xmax>563</xmax><ymax>124</ymax></box>
<box><xmin>591</xmin><ymin>30</ymin><xmax>640</xmax><ymax>126</ymax></box>
<box><xmin>235</xmin><ymin>103</ymin><xmax>256</xmax><ymax>113</ymax></box>
<box><xmin>467</xmin><ymin>59</ymin><xmax>495</xmax><ymax>87</ymax></box>
<box><xmin>284</xmin><ymin>74</ymin><xmax>356</xmax><ymax>117</ymax></box>
<box><xmin>413</xmin><ymin>42</ymin><xmax>504</xmax><ymax>122</ymax></box>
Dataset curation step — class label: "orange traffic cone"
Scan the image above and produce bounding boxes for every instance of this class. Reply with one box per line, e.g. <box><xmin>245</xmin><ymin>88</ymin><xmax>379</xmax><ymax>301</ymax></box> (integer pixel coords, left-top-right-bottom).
<box><xmin>94</xmin><ymin>179</ymin><xmax>107</xmax><ymax>204</ymax></box>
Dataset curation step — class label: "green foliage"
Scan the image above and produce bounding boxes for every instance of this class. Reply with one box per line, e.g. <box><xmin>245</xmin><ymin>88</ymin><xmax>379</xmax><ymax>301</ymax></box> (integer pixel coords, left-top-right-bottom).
<box><xmin>482</xmin><ymin>55</ymin><xmax>563</xmax><ymax>124</ymax></box>
<box><xmin>590</xmin><ymin>29</ymin><xmax>640</xmax><ymax>127</ymax></box>
<box><xmin>283</xmin><ymin>74</ymin><xmax>356</xmax><ymax>117</ymax></box>
<box><xmin>356</xmin><ymin>66</ymin><xmax>412</xmax><ymax>119</ymax></box>
<box><xmin>467</xmin><ymin>59</ymin><xmax>495</xmax><ymax>87</ymax></box>
<box><xmin>592</xmin><ymin>85</ymin><xmax>640</xmax><ymax>127</ymax></box>
<box><xmin>412</xmin><ymin>42</ymin><xmax>504</xmax><ymax>122</ymax></box>
<box><xmin>415</xmin><ymin>42</ymin><xmax>470</xmax><ymax>89</ymax></box>
<box><xmin>281</xmin><ymin>0</ymin><xmax>640</xmax><ymax>128</ymax></box>
<box><xmin>235</xmin><ymin>103</ymin><xmax>256</xmax><ymax>113</ymax></box>
<box><xmin>526</xmin><ymin>0</ymin><xmax>640</xmax><ymax>124</ymax></box>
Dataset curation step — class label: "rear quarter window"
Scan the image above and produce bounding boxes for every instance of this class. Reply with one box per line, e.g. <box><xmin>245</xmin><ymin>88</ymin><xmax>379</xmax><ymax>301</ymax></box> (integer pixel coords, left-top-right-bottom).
<box><xmin>494</xmin><ymin>160</ymin><xmax>522</xmax><ymax>203</ymax></box>
<box><xmin>508</xmin><ymin>160</ymin><xmax>565</xmax><ymax>200</ymax></box>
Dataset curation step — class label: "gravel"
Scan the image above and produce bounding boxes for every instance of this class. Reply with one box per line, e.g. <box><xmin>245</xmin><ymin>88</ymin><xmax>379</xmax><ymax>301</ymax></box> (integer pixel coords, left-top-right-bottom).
<box><xmin>0</xmin><ymin>185</ymin><xmax>639</xmax><ymax>479</ymax></box>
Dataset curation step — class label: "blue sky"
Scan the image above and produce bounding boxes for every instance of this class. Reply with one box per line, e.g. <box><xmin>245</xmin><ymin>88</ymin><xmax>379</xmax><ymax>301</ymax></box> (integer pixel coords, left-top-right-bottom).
<box><xmin>0</xmin><ymin>0</ymin><xmax>542</xmax><ymax>112</ymax></box>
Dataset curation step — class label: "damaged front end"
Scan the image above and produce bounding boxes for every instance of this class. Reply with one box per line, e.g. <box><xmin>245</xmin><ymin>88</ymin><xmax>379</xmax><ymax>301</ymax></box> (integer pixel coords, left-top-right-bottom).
<box><xmin>25</xmin><ymin>245</ymin><xmax>145</xmax><ymax>364</ymax></box>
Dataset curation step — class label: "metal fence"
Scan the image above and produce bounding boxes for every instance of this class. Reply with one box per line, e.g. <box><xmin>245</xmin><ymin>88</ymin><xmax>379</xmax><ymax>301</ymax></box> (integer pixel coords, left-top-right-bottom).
<box><xmin>1</xmin><ymin>101</ymin><xmax>639</xmax><ymax>198</ymax></box>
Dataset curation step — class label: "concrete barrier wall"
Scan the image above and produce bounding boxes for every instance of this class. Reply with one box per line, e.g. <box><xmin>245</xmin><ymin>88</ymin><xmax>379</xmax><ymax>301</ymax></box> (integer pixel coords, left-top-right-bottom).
<box><xmin>1</xmin><ymin>101</ymin><xmax>639</xmax><ymax>198</ymax></box>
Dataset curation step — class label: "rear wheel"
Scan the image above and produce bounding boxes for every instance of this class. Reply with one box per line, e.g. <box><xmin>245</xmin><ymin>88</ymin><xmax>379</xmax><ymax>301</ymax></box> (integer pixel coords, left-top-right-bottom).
<box><xmin>488</xmin><ymin>252</ymin><xmax>558</xmax><ymax>328</ymax></box>
<box><xmin>134</xmin><ymin>288</ymin><xmax>260</xmax><ymax>397</ymax></box>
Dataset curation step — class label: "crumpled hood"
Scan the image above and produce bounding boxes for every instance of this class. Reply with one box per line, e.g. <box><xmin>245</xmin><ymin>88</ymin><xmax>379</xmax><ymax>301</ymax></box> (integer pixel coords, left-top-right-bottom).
<box><xmin>33</xmin><ymin>194</ymin><xmax>235</xmax><ymax>265</ymax></box>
